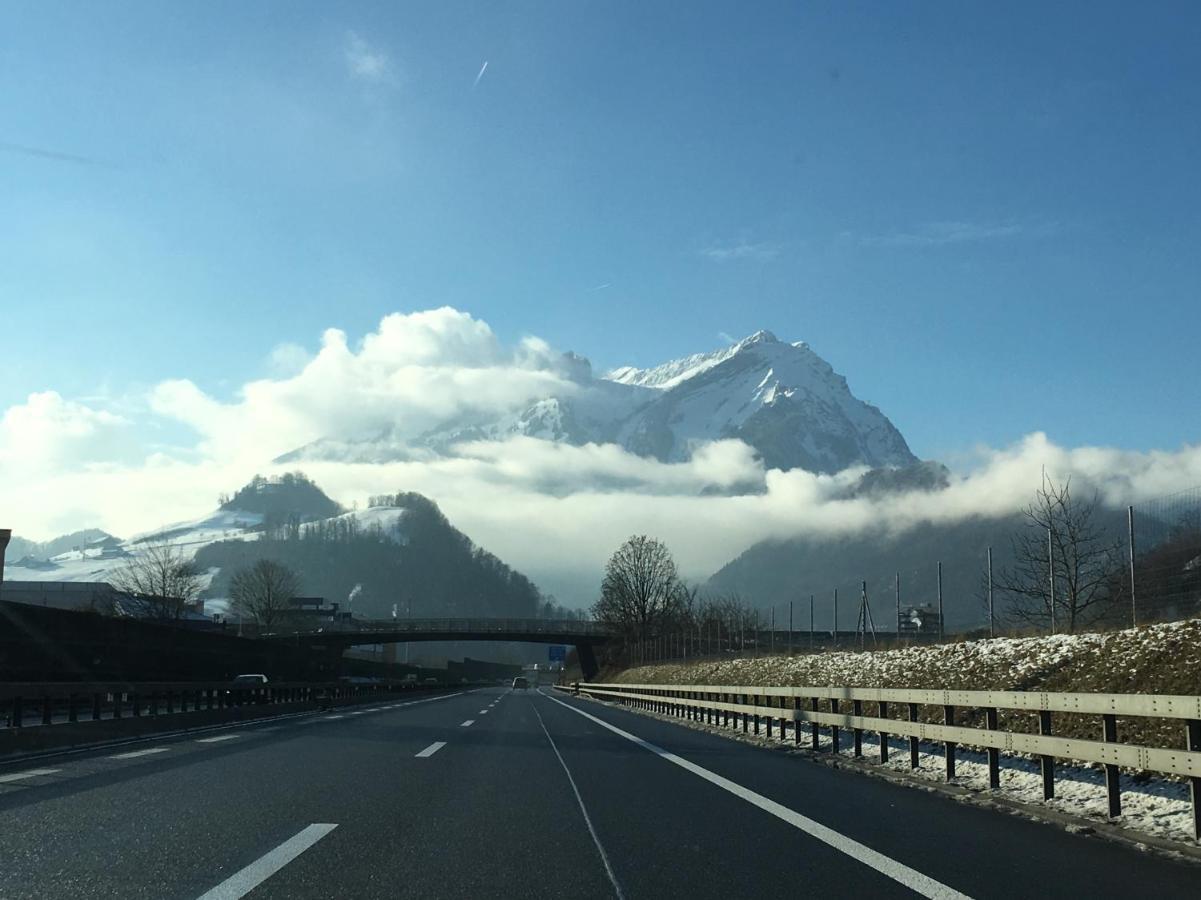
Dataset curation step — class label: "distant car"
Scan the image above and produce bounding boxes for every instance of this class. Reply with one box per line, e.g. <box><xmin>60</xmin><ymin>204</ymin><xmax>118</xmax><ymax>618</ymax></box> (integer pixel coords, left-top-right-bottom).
<box><xmin>227</xmin><ymin>673</ymin><xmax>269</xmax><ymax>704</ymax></box>
<box><xmin>512</xmin><ymin>676</ymin><xmax>529</xmax><ymax>690</ymax></box>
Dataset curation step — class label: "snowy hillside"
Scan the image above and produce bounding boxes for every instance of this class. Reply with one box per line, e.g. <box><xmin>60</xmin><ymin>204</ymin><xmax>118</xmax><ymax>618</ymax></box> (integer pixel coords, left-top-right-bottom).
<box><xmin>282</xmin><ymin>330</ymin><xmax>916</xmax><ymax>475</ymax></box>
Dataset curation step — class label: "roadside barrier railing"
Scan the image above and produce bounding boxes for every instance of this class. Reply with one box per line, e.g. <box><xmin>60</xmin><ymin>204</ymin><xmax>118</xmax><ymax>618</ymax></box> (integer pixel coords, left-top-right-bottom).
<box><xmin>1</xmin><ymin>679</ymin><xmax>450</xmax><ymax>731</ymax></box>
<box><xmin>565</xmin><ymin>681</ymin><xmax>1201</xmax><ymax>839</ymax></box>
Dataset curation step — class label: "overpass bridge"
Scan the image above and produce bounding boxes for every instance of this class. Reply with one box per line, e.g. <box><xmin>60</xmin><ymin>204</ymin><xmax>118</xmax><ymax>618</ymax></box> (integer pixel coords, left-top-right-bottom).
<box><xmin>263</xmin><ymin>617</ymin><xmax>615</xmax><ymax>679</ymax></box>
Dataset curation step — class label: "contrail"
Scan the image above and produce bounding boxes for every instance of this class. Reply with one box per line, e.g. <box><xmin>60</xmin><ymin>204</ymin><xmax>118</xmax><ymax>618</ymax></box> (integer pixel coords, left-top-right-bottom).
<box><xmin>0</xmin><ymin>140</ymin><xmax>106</xmax><ymax>167</ymax></box>
<box><xmin>473</xmin><ymin>60</ymin><xmax>489</xmax><ymax>88</ymax></box>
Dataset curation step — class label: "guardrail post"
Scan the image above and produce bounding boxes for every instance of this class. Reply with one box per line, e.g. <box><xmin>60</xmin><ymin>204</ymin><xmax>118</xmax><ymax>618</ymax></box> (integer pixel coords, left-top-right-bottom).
<box><xmin>879</xmin><ymin>701</ymin><xmax>889</xmax><ymax>762</ymax></box>
<box><xmin>853</xmin><ymin>699</ymin><xmax>863</xmax><ymax>757</ymax></box>
<box><xmin>943</xmin><ymin>705</ymin><xmax>955</xmax><ymax>780</ymax></box>
<box><xmin>68</xmin><ymin>693</ymin><xmax>79</xmax><ymax>723</ymax></box>
<box><xmin>985</xmin><ymin>707</ymin><xmax>1000</xmax><ymax>789</ymax></box>
<box><xmin>112</xmin><ymin>692</ymin><xmax>122</xmax><ymax>720</ymax></box>
<box><xmin>830</xmin><ymin>699</ymin><xmax>840</xmax><ymax>755</ymax></box>
<box><xmin>149</xmin><ymin>692</ymin><xmax>159</xmax><ymax>716</ymax></box>
<box><xmin>742</xmin><ymin>696</ymin><xmax>749</xmax><ymax>733</ymax></box>
<box><xmin>42</xmin><ymin>696</ymin><xmax>52</xmax><ymax>726</ymax></box>
<box><xmin>92</xmin><ymin>693</ymin><xmax>102</xmax><ymax>721</ymax></box>
<box><xmin>11</xmin><ymin>696</ymin><xmax>22</xmax><ymax>728</ymax></box>
<box><xmin>794</xmin><ymin>696</ymin><xmax>802</xmax><ymax>745</ymax></box>
<box><xmin>908</xmin><ymin>702</ymin><xmax>919</xmax><ymax>769</ymax></box>
<box><xmin>766</xmin><ymin>697</ymin><xmax>774</xmax><ymax>739</ymax></box>
<box><xmin>1187</xmin><ymin>719</ymin><xmax>1201</xmax><ymax>840</ymax></box>
<box><xmin>132</xmin><ymin>693</ymin><xmax>142</xmax><ymax>718</ymax></box>
<box><xmin>1038</xmin><ymin>710</ymin><xmax>1054</xmax><ymax>800</ymax></box>
<box><xmin>753</xmin><ymin>695</ymin><xmax>761</xmax><ymax>735</ymax></box>
<box><xmin>1102</xmin><ymin>713</ymin><xmax>1120</xmax><ymax>817</ymax></box>
<box><xmin>166</xmin><ymin>691</ymin><xmax>175</xmax><ymax>714</ymax></box>
<box><xmin>810</xmin><ymin>697</ymin><xmax>819</xmax><ymax>750</ymax></box>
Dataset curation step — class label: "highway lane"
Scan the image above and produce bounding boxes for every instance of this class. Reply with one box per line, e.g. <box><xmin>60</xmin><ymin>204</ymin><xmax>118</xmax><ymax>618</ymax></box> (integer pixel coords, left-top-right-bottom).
<box><xmin>0</xmin><ymin>684</ymin><xmax>1197</xmax><ymax>899</ymax></box>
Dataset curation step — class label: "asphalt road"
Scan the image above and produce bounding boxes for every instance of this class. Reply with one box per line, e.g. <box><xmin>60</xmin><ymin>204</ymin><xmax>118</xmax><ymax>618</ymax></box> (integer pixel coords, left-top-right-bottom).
<box><xmin>0</xmin><ymin>685</ymin><xmax>1197</xmax><ymax>899</ymax></box>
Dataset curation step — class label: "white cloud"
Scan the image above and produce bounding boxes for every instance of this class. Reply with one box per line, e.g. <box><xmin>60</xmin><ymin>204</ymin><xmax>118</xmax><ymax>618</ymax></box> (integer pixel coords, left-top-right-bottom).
<box><xmin>0</xmin><ymin>391</ymin><xmax>130</xmax><ymax>475</ymax></box>
<box><xmin>345</xmin><ymin>32</ymin><xmax>395</xmax><ymax>85</ymax></box>
<box><xmin>859</xmin><ymin>220</ymin><xmax>1058</xmax><ymax>248</ymax></box>
<box><xmin>701</xmin><ymin>240</ymin><xmax>779</xmax><ymax>262</ymax></box>
<box><xmin>4</xmin><ymin>308</ymin><xmax>1201</xmax><ymax>607</ymax></box>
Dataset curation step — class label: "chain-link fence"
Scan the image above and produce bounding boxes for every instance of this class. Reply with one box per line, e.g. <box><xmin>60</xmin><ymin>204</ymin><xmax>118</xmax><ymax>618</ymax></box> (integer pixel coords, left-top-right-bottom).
<box><xmin>625</xmin><ymin>485</ymin><xmax>1201</xmax><ymax>667</ymax></box>
<box><xmin>1130</xmin><ymin>486</ymin><xmax>1201</xmax><ymax>624</ymax></box>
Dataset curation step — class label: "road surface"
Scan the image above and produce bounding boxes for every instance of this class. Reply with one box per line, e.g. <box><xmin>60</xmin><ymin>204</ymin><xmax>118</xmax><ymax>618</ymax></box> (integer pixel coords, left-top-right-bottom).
<box><xmin>0</xmin><ymin>685</ymin><xmax>1196</xmax><ymax>898</ymax></box>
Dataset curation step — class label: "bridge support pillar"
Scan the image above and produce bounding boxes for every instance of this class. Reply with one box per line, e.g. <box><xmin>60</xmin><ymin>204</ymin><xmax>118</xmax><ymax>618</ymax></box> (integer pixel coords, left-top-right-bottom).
<box><xmin>576</xmin><ymin>643</ymin><xmax>600</xmax><ymax>681</ymax></box>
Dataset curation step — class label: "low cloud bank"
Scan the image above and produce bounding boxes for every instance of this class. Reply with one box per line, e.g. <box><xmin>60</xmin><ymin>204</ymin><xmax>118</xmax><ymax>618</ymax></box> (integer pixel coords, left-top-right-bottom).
<box><xmin>3</xmin><ymin>308</ymin><xmax>1199</xmax><ymax>600</ymax></box>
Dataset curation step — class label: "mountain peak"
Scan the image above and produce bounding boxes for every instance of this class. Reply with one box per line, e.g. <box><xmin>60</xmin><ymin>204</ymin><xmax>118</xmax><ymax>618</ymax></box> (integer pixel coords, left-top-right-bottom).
<box><xmin>736</xmin><ymin>329</ymin><xmax>779</xmax><ymax>347</ymax></box>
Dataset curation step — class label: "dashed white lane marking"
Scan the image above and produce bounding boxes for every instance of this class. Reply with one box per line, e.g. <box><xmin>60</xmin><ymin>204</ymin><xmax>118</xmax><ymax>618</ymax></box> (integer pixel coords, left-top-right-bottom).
<box><xmin>109</xmin><ymin>747</ymin><xmax>170</xmax><ymax>760</ymax></box>
<box><xmin>0</xmin><ymin>768</ymin><xmax>60</xmax><ymax>784</ymax></box>
<box><xmin>324</xmin><ymin>715</ymin><xmax>345</xmax><ymax>720</ymax></box>
<box><xmin>542</xmin><ymin>693</ymin><xmax>970</xmax><ymax>900</ymax></box>
<box><xmin>195</xmin><ymin>822</ymin><xmax>337</xmax><ymax>900</ymax></box>
<box><xmin>460</xmin><ymin>720</ymin><xmax>475</xmax><ymax>727</ymax></box>
<box><xmin>195</xmin><ymin>734</ymin><xmax>241</xmax><ymax>744</ymax></box>
<box><xmin>415</xmin><ymin>741</ymin><xmax>447</xmax><ymax>758</ymax></box>
<box><xmin>479</xmin><ymin>709</ymin><xmax>489</xmax><ymax>714</ymax></box>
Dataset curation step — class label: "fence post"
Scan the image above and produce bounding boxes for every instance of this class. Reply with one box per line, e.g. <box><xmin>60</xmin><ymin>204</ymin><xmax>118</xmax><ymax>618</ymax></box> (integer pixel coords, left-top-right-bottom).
<box><xmin>1187</xmin><ymin>719</ymin><xmax>1201</xmax><ymax>840</ymax></box>
<box><xmin>853</xmin><ymin>699</ymin><xmax>863</xmax><ymax>757</ymax></box>
<box><xmin>1038</xmin><ymin>710</ymin><xmax>1055</xmax><ymax>799</ymax></box>
<box><xmin>1048</xmin><ymin>528</ymin><xmax>1057</xmax><ymax>635</ymax></box>
<box><xmin>879</xmin><ymin>701</ymin><xmax>890</xmax><ymax>762</ymax></box>
<box><xmin>985</xmin><ymin>707</ymin><xmax>1000</xmax><ymax>789</ymax></box>
<box><xmin>833</xmin><ymin>589</ymin><xmax>838</xmax><ymax>649</ymax></box>
<box><xmin>908</xmin><ymin>702</ymin><xmax>919</xmax><ymax>769</ymax></box>
<box><xmin>810</xmin><ymin>595</ymin><xmax>815</xmax><ymax>650</ymax></box>
<box><xmin>830</xmin><ymin>698</ymin><xmax>841</xmax><ymax>754</ymax></box>
<box><xmin>895</xmin><ymin>572</ymin><xmax>901</xmax><ymax>642</ymax></box>
<box><xmin>943</xmin><ymin>705</ymin><xmax>955</xmax><ymax>780</ymax></box>
<box><xmin>794</xmin><ymin>696</ymin><xmax>802</xmax><ymax>745</ymax></box>
<box><xmin>1102</xmin><ymin>714</ymin><xmax>1121</xmax><ymax>817</ymax></box>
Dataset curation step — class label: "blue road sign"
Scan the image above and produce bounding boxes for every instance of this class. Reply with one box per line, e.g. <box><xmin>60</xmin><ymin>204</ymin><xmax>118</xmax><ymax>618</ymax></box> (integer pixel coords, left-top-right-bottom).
<box><xmin>548</xmin><ymin>645</ymin><xmax>567</xmax><ymax>662</ymax></box>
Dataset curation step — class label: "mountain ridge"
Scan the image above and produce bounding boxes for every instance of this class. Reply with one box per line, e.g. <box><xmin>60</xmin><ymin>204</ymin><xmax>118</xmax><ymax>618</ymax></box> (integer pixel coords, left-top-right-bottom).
<box><xmin>280</xmin><ymin>330</ymin><xmax>917</xmax><ymax>476</ymax></box>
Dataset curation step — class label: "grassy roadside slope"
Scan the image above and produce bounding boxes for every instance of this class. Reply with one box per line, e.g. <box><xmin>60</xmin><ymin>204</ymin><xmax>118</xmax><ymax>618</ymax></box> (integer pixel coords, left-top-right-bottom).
<box><xmin>610</xmin><ymin>618</ymin><xmax>1201</xmax><ymax>751</ymax></box>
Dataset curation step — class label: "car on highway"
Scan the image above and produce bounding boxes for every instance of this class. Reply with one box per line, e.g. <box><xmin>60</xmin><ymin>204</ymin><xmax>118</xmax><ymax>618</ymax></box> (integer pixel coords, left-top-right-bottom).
<box><xmin>511</xmin><ymin>676</ymin><xmax>529</xmax><ymax>690</ymax></box>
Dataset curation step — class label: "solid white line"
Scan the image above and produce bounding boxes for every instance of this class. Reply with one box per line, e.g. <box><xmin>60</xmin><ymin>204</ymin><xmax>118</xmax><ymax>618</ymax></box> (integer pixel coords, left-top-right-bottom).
<box><xmin>415</xmin><ymin>741</ymin><xmax>447</xmax><ymax>758</ymax></box>
<box><xmin>195</xmin><ymin>823</ymin><xmax>337</xmax><ymax>900</ymax></box>
<box><xmin>195</xmin><ymin>734</ymin><xmax>241</xmax><ymax>744</ymax></box>
<box><xmin>460</xmin><ymin>720</ymin><xmax>474</xmax><ymax>727</ymax></box>
<box><xmin>532</xmin><ymin>704</ymin><xmax>625</xmax><ymax>900</ymax></box>
<box><xmin>543</xmin><ymin>693</ymin><xmax>970</xmax><ymax>900</ymax></box>
<box><xmin>0</xmin><ymin>768</ymin><xmax>60</xmax><ymax>784</ymax></box>
<box><xmin>110</xmin><ymin>747</ymin><xmax>170</xmax><ymax>760</ymax></box>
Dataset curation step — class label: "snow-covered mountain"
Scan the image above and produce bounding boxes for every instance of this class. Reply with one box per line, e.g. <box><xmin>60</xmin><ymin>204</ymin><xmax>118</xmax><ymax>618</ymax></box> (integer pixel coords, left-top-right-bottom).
<box><xmin>281</xmin><ymin>330</ymin><xmax>916</xmax><ymax>474</ymax></box>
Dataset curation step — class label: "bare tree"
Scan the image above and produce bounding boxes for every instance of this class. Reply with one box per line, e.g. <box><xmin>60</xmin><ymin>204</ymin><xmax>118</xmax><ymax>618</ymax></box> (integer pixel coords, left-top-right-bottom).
<box><xmin>592</xmin><ymin>535</ymin><xmax>682</xmax><ymax>642</ymax></box>
<box><xmin>995</xmin><ymin>474</ymin><xmax>1124</xmax><ymax>633</ymax></box>
<box><xmin>110</xmin><ymin>540</ymin><xmax>203</xmax><ymax>620</ymax></box>
<box><xmin>229</xmin><ymin>560</ymin><xmax>301</xmax><ymax>631</ymax></box>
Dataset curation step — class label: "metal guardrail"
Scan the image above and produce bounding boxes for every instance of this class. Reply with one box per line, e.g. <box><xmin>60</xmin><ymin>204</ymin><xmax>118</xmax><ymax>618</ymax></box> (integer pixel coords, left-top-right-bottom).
<box><xmin>567</xmin><ymin>681</ymin><xmax>1201</xmax><ymax>839</ymax></box>
<box><xmin>1</xmin><ymin>680</ymin><xmax>447</xmax><ymax>730</ymax></box>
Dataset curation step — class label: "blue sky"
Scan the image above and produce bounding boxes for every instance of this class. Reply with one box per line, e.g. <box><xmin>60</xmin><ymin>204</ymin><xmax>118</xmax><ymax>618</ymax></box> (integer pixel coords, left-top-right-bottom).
<box><xmin>3</xmin><ymin>0</ymin><xmax>1200</xmax><ymax>462</ymax></box>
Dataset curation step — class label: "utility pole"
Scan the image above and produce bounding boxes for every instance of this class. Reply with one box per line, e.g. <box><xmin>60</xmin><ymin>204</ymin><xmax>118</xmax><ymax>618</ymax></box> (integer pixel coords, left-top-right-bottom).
<box><xmin>789</xmin><ymin>600</ymin><xmax>794</xmax><ymax>656</ymax></box>
<box><xmin>1048</xmin><ymin>527</ymin><xmax>1056</xmax><ymax>635</ymax></box>
<box><xmin>770</xmin><ymin>606</ymin><xmax>775</xmax><ymax>655</ymax></box>
<box><xmin>809</xmin><ymin>594</ymin><xmax>815</xmax><ymax>651</ymax></box>
<box><xmin>895</xmin><ymin>572</ymin><xmax>901</xmax><ymax>640</ymax></box>
<box><xmin>1128</xmin><ymin>505</ymin><xmax>1137</xmax><ymax>628</ymax></box>
<box><xmin>987</xmin><ymin>546</ymin><xmax>995</xmax><ymax>639</ymax></box>
<box><xmin>937</xmin><ymin>561</ymin><xmax>944</xmax><ymax>642</ymax></box>
<box><xmin>833</xmin><ymin>588</ymin><xmax>839</xmax><ymax>649</ymax></box>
